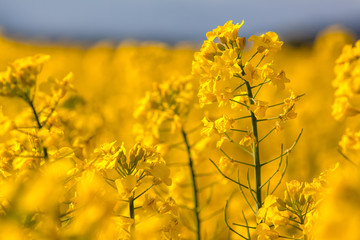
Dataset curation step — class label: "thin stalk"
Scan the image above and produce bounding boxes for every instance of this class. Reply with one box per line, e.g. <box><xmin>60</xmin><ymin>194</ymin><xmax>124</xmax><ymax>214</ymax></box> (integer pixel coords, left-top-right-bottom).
<box><xmin>221</xmin><ymin>147</ymin><xmax>255</xmax><ymax>167</ymax></box>
<box><xmin>268</xmin><ymin>94</ymin><xmax>305</xmax><ymax>108</ymax></box>
<box><xmin>254</xmin><ymin>77</ymin><xmax>268</xmax><ymax>98</ymax></box>
<box><xmin>259</xmin><ymin>127</ymin><xmax>276</xmax><ymax>143</ymax></box>
<box><xmin>234</xmin><ymin>93</ymin><xmax>248</xmax><ymax>97</ymax></box>
<box><xmin>234</xmin><ymin>115</ymin><xmax>252</xmax><ymax>121</ymax></box>
<box><xmin>257</xmin><ymin>116</ymin><xmax>280</xmax><ymax>122</ymax></box>
<box><xmin>256</xmin><ymin>55</ymin><xmax>265</xmax><ymax>67</ymax></box>
<box><xmin>224</xmin><ymin>201</ymin><xmax>248</xmax><ymax>240</ymax></box>
<box><xmin>271</xmin><ymin>155</ymin><xmax>288</xmax><ymax>194</ymax></box>
<box><xmin>230</xmin><ymin>128</ymin><xmax>248</xmax><ymax>133</ymax></box>
<box><xmin>244</xmin><ymin>80</ymin><xmax>262</xmax><ymax>211</ymax></box>
<box><xmin>224</xmin><ymin>132</ymin><xmax>253</xmax><ymax>156</ymax></box>
<box><xmin>242</xmin><ymin>210</ymin><xmax>251</xmax><ymax>240</ymax></box>
<box><xmin>260</xmin><ymin>145</ymin><xmax>283</xmax><ymax>189</ymax></box>
<box><xmin>129</xmin><ymin>195</ymin><xmax>135</xmax><ymax>239</ymax></box>
<box><xmin>247</xmin><ymin>51</ymin><xmax>258</xmax><ymax>63</ymax></box>
<box><xmin>209</xmin><ymin>158</ymin><xmax>249</xmax><ymax>189</ymax></box>
<box><xmin>261</xmin><ymin>129</ymin><xmax>302</xmax><ymax>167</ymax></box>
<box><xmin>233</xmin><ymin>82</ymin><xmax>246</xmax><ymax>92</ymax></box>
<box><xmin>181</xmin><ymin>128</ymin><xmax>201</xmax><ymax>240</ymax></box>
<box><xmin>134</xmin><ymin>184</ymin><xmax>154</xmax><ymax>200</ymax></box>
<box><xmin>233</xmin><ymin>222</ymin><xmax>256</xmax><ymax>229</ymax></box>
<box><xmin>229</xmin><ymin>99</ymin><xmax>250</xmax><ymax>109</ymax></box>
<box><xmin>251</xmin><ymin>80</ymin><xmax>271</xmax><ymax>89</ymax></box>
<box><xmin>26</xmin><ymin>97</ymin><xmax>48</xmax><ymax>159</ymax></box>
<box><xmin>237</xmin><ymin>171</ymin><xmax>256</xmax><ymax>215</ymax></box>
<box><xmin>337</xmin><ymin>147</ymin><xmax>358</xmax><ymax>166</ymax></box>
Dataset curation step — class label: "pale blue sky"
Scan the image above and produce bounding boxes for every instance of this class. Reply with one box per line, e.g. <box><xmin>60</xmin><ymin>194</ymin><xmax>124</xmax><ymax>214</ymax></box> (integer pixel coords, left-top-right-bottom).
<box><xmin>0</xmin><ymin>0</ymin><xmax>359</xmax><ymax>43</ymax></box>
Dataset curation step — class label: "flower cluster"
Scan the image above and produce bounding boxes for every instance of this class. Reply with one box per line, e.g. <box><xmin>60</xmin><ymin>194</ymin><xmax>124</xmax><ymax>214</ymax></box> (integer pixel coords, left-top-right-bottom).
<box><xmin>332</xmin><ymin>40</ymin><xmax>360</xmax><ymax>120</ymax></box>
<box><xmin>0</xmin><ymin>55</ymin><xmax>177</xmax><ymax>240</ymax></box>
<box><xmin>134</xmin><ymin>76</ymin><xmax>194</xmax><ymax>142</ymax></box>
<box><xmin>256</xmin><ymin>165</ymin><xmax>337</xmax><ymax>240</ymax></box>
<box><xmin>192</xmin><ymin>20</ymin><xmax>303</xmax><ymax>240</ymax></box>
<box><xmin>332</xmin><ymin>40</ymin><xmax>360</xmax><ymax>163</ymax></box>
<box><xmin>193</xmin><ymin>20</ymin><xmax>299</xmax><ymax>148</ymax></box>
<box><xmin>0</xmin><ymin>54</ymin><xmax>49</xmax><ymax>98</ymax></box>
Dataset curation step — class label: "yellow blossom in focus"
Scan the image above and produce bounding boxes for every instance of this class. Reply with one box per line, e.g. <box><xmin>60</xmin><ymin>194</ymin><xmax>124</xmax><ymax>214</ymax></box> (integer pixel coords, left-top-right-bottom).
<box><xmin>243</xmin><ymin>62</ymin><xmax>260</xmax><ymax>84</ymax></box>
<box><xmin>206</xmin><ymin>20</ymin><xmax>244</xmax><ymax>44</ymax></box>
<box><xmin>200</xmin><ymin>117</ymin><xmax>216</xmax><ymax>136</ymax></box>
<box><xmin>256</xmin><ymin>223</ymin><xmax>279</xmax><ymax>240</ymax></box>
<box><xmin>249</xmin><ymin>32</ymin><xmax>283</xmax><ymax>55</ymax></box>
<box><xmin>214</xmin><ymin>115</ymin><xmax>234</xmax><ymax>134</ymax></box>
<box><xmin>239</xmin><ymin>132</ymin><xmax>255</xmax><ymax>146</ymax></box>
<box><xmin>250</xmin><ymin>100</ymin><xmax>268</xmax><ymax>119</ymax></box>
<box><xmin>261</xmin><ymin>63</ymin><xmax>290</xmax><ymax>90</ymax></box>
<box><xmin>115</xmin><ymin>175</ymin><xmax>137</xmax><ymax>199</ymax></box>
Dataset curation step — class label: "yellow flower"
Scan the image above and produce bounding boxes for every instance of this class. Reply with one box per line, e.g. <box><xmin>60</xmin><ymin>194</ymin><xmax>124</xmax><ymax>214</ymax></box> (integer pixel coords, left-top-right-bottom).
<box><xmin>135</xmin><ymin>76</ymin><xmax>194</xmax><ymax>137</ymax></box>
<box><xmin>115</xmin><ymin>175</ymin><xmax>137</xmax><ymax>199</ymax></box>
<box><xmin>230</xmin><ymin>94</ymin><xmax>248</xmax><ymax>110</ymax></box>
<box><xmin>206</xmin><ymin>20</ymin><xmax>244</xmax><ymax>44</ymax></box>
<box><xmin>212</xmin><ymin>49</ymin><xmax>241</xmax><ymax>81</ymax></box>
<box><xmin>128</xmin><ymin>142</ymin><xmax>146</xmax><ymax>170</ymax></box>
<box><xmin>160</xmin><ymin>214</ymin><xmax>181</xmax><ymax>240</ymax></box>
<box><xmin>214</xmin><ymin>114</ymin><xmax>234</xmax><ymax>134</ymax></box>
<box><xmin>218</xmin><ymin>156</ymin><xmax>235</xmax><ymax>174</ymax></box>
<box><xmin>38</xmin><ymin>127</ymin><xmax>64</xmax><ymax>148</ymax></box>
<box><xmin>93</xmin><ymin>141</ymin><xmax>122</xmax><ymax>170</ymax></box>
<box><xmin>239</xmin><ymin>132</ymin><xmax>255</xmax><ymax>146</ymax></box>
<box><xmin>0</xmin><ymin>108</ymin><xmax>15</xmax><ymax>136</ymax></box>
<box><xmin>332</xmin><ymin>96</ymin><xmax>359</xmax><ymax>120</ymax></box>
<box><xmin>250</xmin><ymin>100</ymin><xmax>268</xmax><ymax>119</ymax></box>
<box><xmin>261</xmin><ymin>64</ymin><xmax>290</xmax><ymax>90</ymax></box>
<box><xmin>284</xmin><ymin>180</ymin><xmax>309</xmax><ymax>211</ymax></box>
<box><xmin>52</xmin><ymin>72</ymin><xmax>74</xmax><ymax>100</ymax></box>
<box><xmin>256</xmin><ymin>223</ymin><xmax>279</xmax><ymax>240</ymax></box>
<box><xmin>149</xmin><ymin>162</ymin><xmax>172</xmax><ymax>186</ymax></box>
<box><xmin>142</xmin><ymin>194</ymin><xmax>158</xmax><ymax>215</ymax></box>
<box><xmin>159</xmin><ymin>197</ymin><xmax>178</xmax><ymax>216</ymax></box>
<box><xmin>257</xmin><ymin>195</ymin><xmax>289</xmax><ymax>228</ymax></box>
<box><xmin>243</xmin><ymin>62</ymin><xmax>260</xmax><ymax>84</ymax></box>
<box><xmin>0</xmin><ymin>54</ymin><xmax>50</xmax><ymax>97</ymax></box>
<box><xmin>200</xmin><ymin>117</ymin><xmax>217</xmax><ymax>136</ymax></box>
<box><xmin>197</xmin><ymin>40</ymin><xmax>219</xmax><ymax>61</ymax></box>
<box><xmin>249</xmin><ymin>32</ymin><xmax>283</xmax><ymax>55</ymax></box>
<box><xmin>339</xmin><ymin>128</ymin><xmax>360</xmax><ymax>153</ymax></box>
<box><xmin>198</xmin><ymin>82</ymin><xmax>217</xmax><ymax>107</ymax></box>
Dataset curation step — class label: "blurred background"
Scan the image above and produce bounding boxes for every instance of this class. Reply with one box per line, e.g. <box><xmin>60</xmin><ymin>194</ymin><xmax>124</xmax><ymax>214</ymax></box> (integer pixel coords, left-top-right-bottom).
<box><xmin>0</xmin><ymin>0</ymin><xmax>359</xmax><ymax>44</ymax></box>
<box><xmin>0</xmin><ymin>0</ymin><xmax>359</xmax><ymax>181</ymax></box>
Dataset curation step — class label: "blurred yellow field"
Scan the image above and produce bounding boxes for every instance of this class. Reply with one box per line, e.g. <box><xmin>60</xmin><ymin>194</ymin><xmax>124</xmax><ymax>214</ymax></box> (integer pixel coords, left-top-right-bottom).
<box><xmin>0</xmin><ymin>20</ymin><xmax>359</xmax><ymax>239</ymax></box>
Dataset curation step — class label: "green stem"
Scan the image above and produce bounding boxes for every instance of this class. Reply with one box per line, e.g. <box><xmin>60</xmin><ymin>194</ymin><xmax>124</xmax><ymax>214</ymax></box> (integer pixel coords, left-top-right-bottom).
<box><xmin>247</xmin><ymin>51</ymin><xmax>258</xmax><ymax>63</ymax></box>
<box><xmin>129</xmin><ymin>196</ymin><xmax>135</xmax><ymax>238</ymax></box>
<box><xmin>181</xmin><ymin>128</ymin><xmax>201</xmax><ymax>240</ymax></box>
<box><xmin>27</xmin><ymin>97</ymin><xmax>48</xmax><ymax>159</ymax></box>
<box><xmin>244</xmin><ymin>80</ymin><xmax>262</xmax><ymax>211</ymax></box>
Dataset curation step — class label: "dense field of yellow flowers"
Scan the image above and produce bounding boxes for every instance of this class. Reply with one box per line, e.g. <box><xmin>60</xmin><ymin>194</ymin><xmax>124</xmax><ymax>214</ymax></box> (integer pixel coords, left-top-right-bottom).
<box><xmin>0</xmin><ymin>21</ymin><xmax>359</xmax><ymax>240</ymax></box>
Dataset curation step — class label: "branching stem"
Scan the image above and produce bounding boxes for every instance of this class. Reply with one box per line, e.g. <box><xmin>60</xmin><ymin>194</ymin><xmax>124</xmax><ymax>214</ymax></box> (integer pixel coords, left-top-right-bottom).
<box><xmin>244</xmin><ymin>80</ymin><xmax>262</xmax><ymax>211</ymax></box>
<box><xmin>181</xmin><ymin>128</ymin><xmax>201</xmax><ymax>240</ymax></box>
